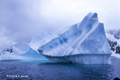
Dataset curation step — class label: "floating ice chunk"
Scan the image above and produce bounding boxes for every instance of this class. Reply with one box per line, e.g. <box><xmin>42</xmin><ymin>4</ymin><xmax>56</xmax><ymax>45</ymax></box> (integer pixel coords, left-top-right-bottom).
<box><xmin>0</xmin><ymin>43</ymin><xmax>47</xmax><ymax>60</ymax></box>
<box><xmin>38</xmin><ymin>12</ymin><xmax>112</xmax><ymax>64</ymax></box>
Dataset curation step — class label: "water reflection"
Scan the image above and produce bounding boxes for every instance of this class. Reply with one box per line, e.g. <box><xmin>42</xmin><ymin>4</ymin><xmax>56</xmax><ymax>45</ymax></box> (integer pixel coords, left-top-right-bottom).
<box><xmin>39</xmin><ymin>63</ymin><xmax>114</xmax><ymax>80</ymax></box>
<box><xmin>0</xmin><ymin>60</ymin><xmax>119</xmax><ymax>80</ymax></box>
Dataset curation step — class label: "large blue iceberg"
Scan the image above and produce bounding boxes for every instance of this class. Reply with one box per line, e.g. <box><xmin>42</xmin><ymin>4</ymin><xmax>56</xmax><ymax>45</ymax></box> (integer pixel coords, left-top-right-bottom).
<box><xmin>38</xmin><ymin>13</ymin><xmax>112</xmax><ymax>64</ymax></box>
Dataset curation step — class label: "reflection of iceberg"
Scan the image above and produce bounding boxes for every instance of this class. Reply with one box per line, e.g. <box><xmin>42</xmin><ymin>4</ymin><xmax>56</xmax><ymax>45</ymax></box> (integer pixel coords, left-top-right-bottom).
<box><xmin>38</xmin><ymin>13</ymin><xmax>112</xmax><ymax>64</ymax></box>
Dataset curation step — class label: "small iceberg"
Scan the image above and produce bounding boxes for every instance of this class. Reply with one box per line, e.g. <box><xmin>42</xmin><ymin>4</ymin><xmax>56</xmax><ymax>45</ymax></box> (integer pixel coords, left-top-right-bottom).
<box><xmin>0</xmin><ymin>43</ymin><xmax>47</xmax><ymax>61</ymax></box>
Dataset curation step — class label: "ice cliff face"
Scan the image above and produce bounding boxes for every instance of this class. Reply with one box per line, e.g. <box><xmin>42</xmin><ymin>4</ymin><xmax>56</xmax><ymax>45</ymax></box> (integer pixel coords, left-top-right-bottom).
<box><xmin>38</xmin><ymin>12</ymin><xmax>111</xmax><ymax>64</ymax></box>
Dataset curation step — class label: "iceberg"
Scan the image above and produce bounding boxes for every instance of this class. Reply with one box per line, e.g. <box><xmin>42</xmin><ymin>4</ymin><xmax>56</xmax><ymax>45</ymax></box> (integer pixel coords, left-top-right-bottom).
<box><xmin>0</xmin><ymin>43</ymin><xmax>47</xmax><ymax>60</ymax></box>
<box><xmin>38</xmin><ymin>12</ymin><xmax>111</xmax><ymax>64</ymax></box>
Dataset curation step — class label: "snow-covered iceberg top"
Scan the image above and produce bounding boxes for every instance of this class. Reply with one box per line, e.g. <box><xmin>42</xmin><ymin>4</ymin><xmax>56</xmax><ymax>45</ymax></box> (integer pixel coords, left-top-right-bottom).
<box><xmin>38</xmin><ymin>13</ymin><xmax>111</xmax><ymax>57</ymax></box>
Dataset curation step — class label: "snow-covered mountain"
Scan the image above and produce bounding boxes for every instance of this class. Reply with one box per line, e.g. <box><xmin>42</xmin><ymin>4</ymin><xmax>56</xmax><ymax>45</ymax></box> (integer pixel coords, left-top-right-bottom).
<box><xmin>38</xmin><ymin>12</ymin><xmax>111</xmax><ymax>64</ymax></box>
<box><xmin>106</xmin><ymin>30</ymin><xmax>120</xmax><ymax>59</ymax></box>
<box><xmin>107</xmin><ymin>29</ymin><xmax>120</xmax><ymax>39</ymax></box>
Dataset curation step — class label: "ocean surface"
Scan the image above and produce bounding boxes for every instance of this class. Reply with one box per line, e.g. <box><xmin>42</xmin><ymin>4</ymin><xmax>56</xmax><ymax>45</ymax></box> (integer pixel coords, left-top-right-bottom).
<box><xmin>0</xmin><ymin>59</ymin><xmax>120</xmax><ymax>80</ymax></box>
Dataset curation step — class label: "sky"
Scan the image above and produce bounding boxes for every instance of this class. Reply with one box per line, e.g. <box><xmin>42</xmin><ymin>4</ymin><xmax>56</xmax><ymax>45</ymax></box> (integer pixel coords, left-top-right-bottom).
<box><xmin>0</xmin><ymin>0</ymin><xmax>120</xmax><ymax>51</ymax></box>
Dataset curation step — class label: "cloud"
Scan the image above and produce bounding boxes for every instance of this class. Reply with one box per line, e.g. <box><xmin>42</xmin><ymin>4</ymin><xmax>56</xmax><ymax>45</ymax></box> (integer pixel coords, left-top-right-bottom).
<box><xmin>0</xmin><ymin>0</ymin><xmax>120</xmax><ymax>50</ymax></box>
<box><xmin>0</xmin><ymin>26</ymin><xmax>13</xmax><ymax>51</ymax></box>
<box><xmin>39</xmin><ymin>0</ymin><xmax>120</xmax><ymax>30</ymax></box>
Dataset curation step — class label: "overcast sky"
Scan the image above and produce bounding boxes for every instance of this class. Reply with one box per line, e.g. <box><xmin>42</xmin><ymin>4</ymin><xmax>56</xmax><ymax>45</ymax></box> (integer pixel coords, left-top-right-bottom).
<box><xmin>0</xmin><ymin>0</ymin><xmax>120</xmax><ymax>51</ymax></box>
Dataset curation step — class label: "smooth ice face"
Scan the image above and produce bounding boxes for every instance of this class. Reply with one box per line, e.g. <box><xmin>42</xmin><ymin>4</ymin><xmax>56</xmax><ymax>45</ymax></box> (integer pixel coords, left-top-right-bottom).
<box><xmin>12</xmin><ymin>43</ymin><xmax>30</xmax><ymax>54</ymax></box>
<box><xmin>38</xmin><ymin>12</ymin><xmax>111</xmax><ymax>57</ymax></box>
<box><xmin>72</xmin><ymin>23</ymin><xmax>111</xmax><ymax>55</ymax></box>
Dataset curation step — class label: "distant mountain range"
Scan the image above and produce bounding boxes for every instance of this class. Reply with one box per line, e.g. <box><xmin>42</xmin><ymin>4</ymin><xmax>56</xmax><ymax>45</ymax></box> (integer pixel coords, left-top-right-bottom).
<box><xmin>107</xmin><ymin>29</ymin><xmax>120</xmax><ymax>39</ymax></box>
<box><xmin>106</xmin><ymin>29</ymin><xmax>120</xmax><ymax>55</ymax></box>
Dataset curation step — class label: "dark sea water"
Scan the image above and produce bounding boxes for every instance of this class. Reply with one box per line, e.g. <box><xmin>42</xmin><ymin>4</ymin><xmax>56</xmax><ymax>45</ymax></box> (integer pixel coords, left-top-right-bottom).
<box><xmin>0</xmin><ymin>59</ymin><xmax>120</xmax><ymax>80</ymax></box>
